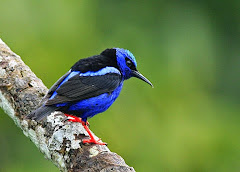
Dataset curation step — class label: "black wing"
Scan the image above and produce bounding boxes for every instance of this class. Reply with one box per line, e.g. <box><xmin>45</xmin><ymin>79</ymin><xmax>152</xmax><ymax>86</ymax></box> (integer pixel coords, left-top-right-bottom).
<box><xmin>45</xmin><ymin>73</ymin><xmax>122</xmax><ymax>105</ymax></box>
<box><xmin>48</xmin><ymin>70</ymin><xmax>71</xmax><ymax>96</ymax></box>
<box><xmin>40</xmin><ymin>70</ymin><xmax>71</xmax><ymax>104</ymax></box>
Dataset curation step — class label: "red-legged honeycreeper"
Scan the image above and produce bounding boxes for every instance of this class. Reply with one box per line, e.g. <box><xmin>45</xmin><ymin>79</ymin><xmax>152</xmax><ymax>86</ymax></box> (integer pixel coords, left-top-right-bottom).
<box><xmin>27</xmin><ymin>48</ymin><xmax>153</xmax><ymax>145</ymax></box>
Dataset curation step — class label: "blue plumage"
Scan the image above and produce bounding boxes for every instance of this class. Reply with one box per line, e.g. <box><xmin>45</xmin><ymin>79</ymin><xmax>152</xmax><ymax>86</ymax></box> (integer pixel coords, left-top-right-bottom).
<box><xmin>27</xmin><ymin>48</ymin><xmax>153</xmax><ymax>145</ymax></box>
<box><xmin>68</xmin><ymin>83</ymin><xmax>123</xmax><ymax>121</ymax></box>
<box><xmin>52</xmin><ymin>67</ymin><xmax>123</xmax><ymax>122</ymax></box>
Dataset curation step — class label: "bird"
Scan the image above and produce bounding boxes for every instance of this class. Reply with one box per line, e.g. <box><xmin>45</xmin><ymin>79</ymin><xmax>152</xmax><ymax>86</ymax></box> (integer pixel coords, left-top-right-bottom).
<box><xmin>27</xmin><ymin>48</ymin><xmax>153</xmax><ymax>145</ymax></box>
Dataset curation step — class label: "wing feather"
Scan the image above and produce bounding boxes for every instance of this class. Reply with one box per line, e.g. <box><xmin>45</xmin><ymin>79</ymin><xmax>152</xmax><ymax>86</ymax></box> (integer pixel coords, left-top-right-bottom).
<box><xmin>40</xmin><ymin>70</ymin><xmax>71</xmax><ymax>104</ymax></box>
<box><xmin>45</xmin><ymin>73</ymin><xmax>122</xmax><ymax>105</ymax></box>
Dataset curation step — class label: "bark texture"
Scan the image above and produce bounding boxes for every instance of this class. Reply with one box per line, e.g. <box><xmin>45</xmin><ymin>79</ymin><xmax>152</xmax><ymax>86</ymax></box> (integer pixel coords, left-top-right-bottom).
<box><xmin>0</xmin><ymin>38</ymin><xmax>135</xmax><ymax>172</ymax></box>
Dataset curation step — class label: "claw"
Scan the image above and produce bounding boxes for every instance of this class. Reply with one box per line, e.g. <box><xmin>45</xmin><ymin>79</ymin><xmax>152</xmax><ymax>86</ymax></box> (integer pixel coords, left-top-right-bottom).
<box><xmin>64</xmin><ymin>114</ymin><xmax>106</xmax><ymax>145</ymax></box>
<box><xmin>82</xmin><ymin>138</ymin><xmax>107</xmax><ymax>145</ymax></box>
<box><xmin>82</xmin><ymin>121</ymin><xmax>107</xmax><ymax>145</ymax></box>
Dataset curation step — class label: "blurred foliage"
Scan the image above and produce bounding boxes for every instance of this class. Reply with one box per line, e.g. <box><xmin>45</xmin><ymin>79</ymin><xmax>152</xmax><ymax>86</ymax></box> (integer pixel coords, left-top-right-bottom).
<box><xmin>0</xmin><ymin>0</ymin><xmax>240</xmax><ymax>171</ymax></box>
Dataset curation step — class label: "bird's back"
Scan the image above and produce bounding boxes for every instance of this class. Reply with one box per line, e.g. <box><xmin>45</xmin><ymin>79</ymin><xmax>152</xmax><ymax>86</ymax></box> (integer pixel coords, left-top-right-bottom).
<box><xmin>71</xmin><ymin>49</ymin><xmax>119</xmax><ymax>73</ymax></box>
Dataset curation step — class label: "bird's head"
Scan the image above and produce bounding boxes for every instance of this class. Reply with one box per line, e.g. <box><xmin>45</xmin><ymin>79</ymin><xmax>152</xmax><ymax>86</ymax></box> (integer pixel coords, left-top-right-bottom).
<box><xmin>114</xmin><ymin>48</ymin><xmax>153</xmax><ymax>87</ymax></box>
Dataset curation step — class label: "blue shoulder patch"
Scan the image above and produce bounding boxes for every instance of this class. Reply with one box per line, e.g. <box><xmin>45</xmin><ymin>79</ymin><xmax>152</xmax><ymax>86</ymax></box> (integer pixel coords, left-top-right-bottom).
<box><xmin>79</xmin><ymin>66</ymin><xmax>120</xmax><ymax>76</ymax></box>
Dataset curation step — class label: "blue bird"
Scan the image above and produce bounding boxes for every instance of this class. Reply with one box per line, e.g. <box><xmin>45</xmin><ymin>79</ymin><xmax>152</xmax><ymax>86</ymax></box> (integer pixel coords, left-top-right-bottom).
<box><xmin>27</xmin><ymin>48</ymin><xmax>153</xmax><ymax>145</ymax></box>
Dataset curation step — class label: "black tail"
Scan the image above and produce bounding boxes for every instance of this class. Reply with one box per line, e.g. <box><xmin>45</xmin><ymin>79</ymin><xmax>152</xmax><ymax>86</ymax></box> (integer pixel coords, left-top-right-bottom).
<box><xmin>26</xmin><ymin>106</ymin><xmax>58</xmax><ymax>122</ymax></box>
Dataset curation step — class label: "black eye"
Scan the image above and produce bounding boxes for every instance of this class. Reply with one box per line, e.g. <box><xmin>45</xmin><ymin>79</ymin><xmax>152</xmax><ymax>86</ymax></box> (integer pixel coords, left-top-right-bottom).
<box><xmin>126</xmin><ymin>60</ymin><xmax>132</xmax><ymax>67</ymax></box>
<box><xmin>125</xmin><ymin>58</ymin><xmax>134</xmax><ymax>69</ymax></box>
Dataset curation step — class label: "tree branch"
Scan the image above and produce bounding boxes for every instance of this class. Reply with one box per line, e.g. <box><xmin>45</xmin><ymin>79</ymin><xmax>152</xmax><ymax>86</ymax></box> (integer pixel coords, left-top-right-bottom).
<box><xmin>0</xmin><ymin>39</ymin><xmax>135</xmax><ymax>172</ymax></box>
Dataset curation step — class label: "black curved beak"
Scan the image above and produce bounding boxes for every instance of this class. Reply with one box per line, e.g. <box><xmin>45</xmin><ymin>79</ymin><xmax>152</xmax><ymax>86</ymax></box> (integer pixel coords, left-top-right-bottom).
<box><xmin>132</xmin><ymin>70</ymin><xmax>154</xmax><ymax>88</ymax></box>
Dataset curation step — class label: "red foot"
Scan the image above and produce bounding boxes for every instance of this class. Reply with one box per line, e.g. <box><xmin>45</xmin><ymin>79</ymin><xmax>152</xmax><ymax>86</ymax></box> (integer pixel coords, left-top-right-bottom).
<box><xmin>64</xmin><ymin>114</ymin><xmax>106</xmax><ymax>145</ymax></box>
<box><xmin>65</xmin><ymin>114</ymin><xmax>89</xmax><ymax>126</ymax></box>
<box><xmin>82</xmin><ymin>121</ymin><xmax>107</xmax><ymax>145</ymax></box>
<box><xmin>82</xmin><ymin>138</ymin><xmax>107</xmax><ymax>145</ymax></box>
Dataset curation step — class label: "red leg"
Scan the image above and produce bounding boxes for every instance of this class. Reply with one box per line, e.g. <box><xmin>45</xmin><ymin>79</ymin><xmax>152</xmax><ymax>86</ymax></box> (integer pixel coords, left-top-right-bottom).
<box><xmin>65</xmin><ymin>114</ymin><xmax>89</xmax><ymax>126</ymax></box>
<box><xmin>65</xmin><ymin>114</ymin><xmax>106</xmax><ymax>145</ymax></box>
<box><xmin>82</xmin><ymin>123</ymin><xmax>107</xmax><ymax>145</ymax></box>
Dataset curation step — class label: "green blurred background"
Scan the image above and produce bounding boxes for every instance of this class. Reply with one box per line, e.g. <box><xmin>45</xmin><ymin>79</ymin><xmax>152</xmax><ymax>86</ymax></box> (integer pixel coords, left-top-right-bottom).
<box><xmin>1</xmin><ymin>0</ymin><xmax>240</xmax><ymax>171</ymax></box>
